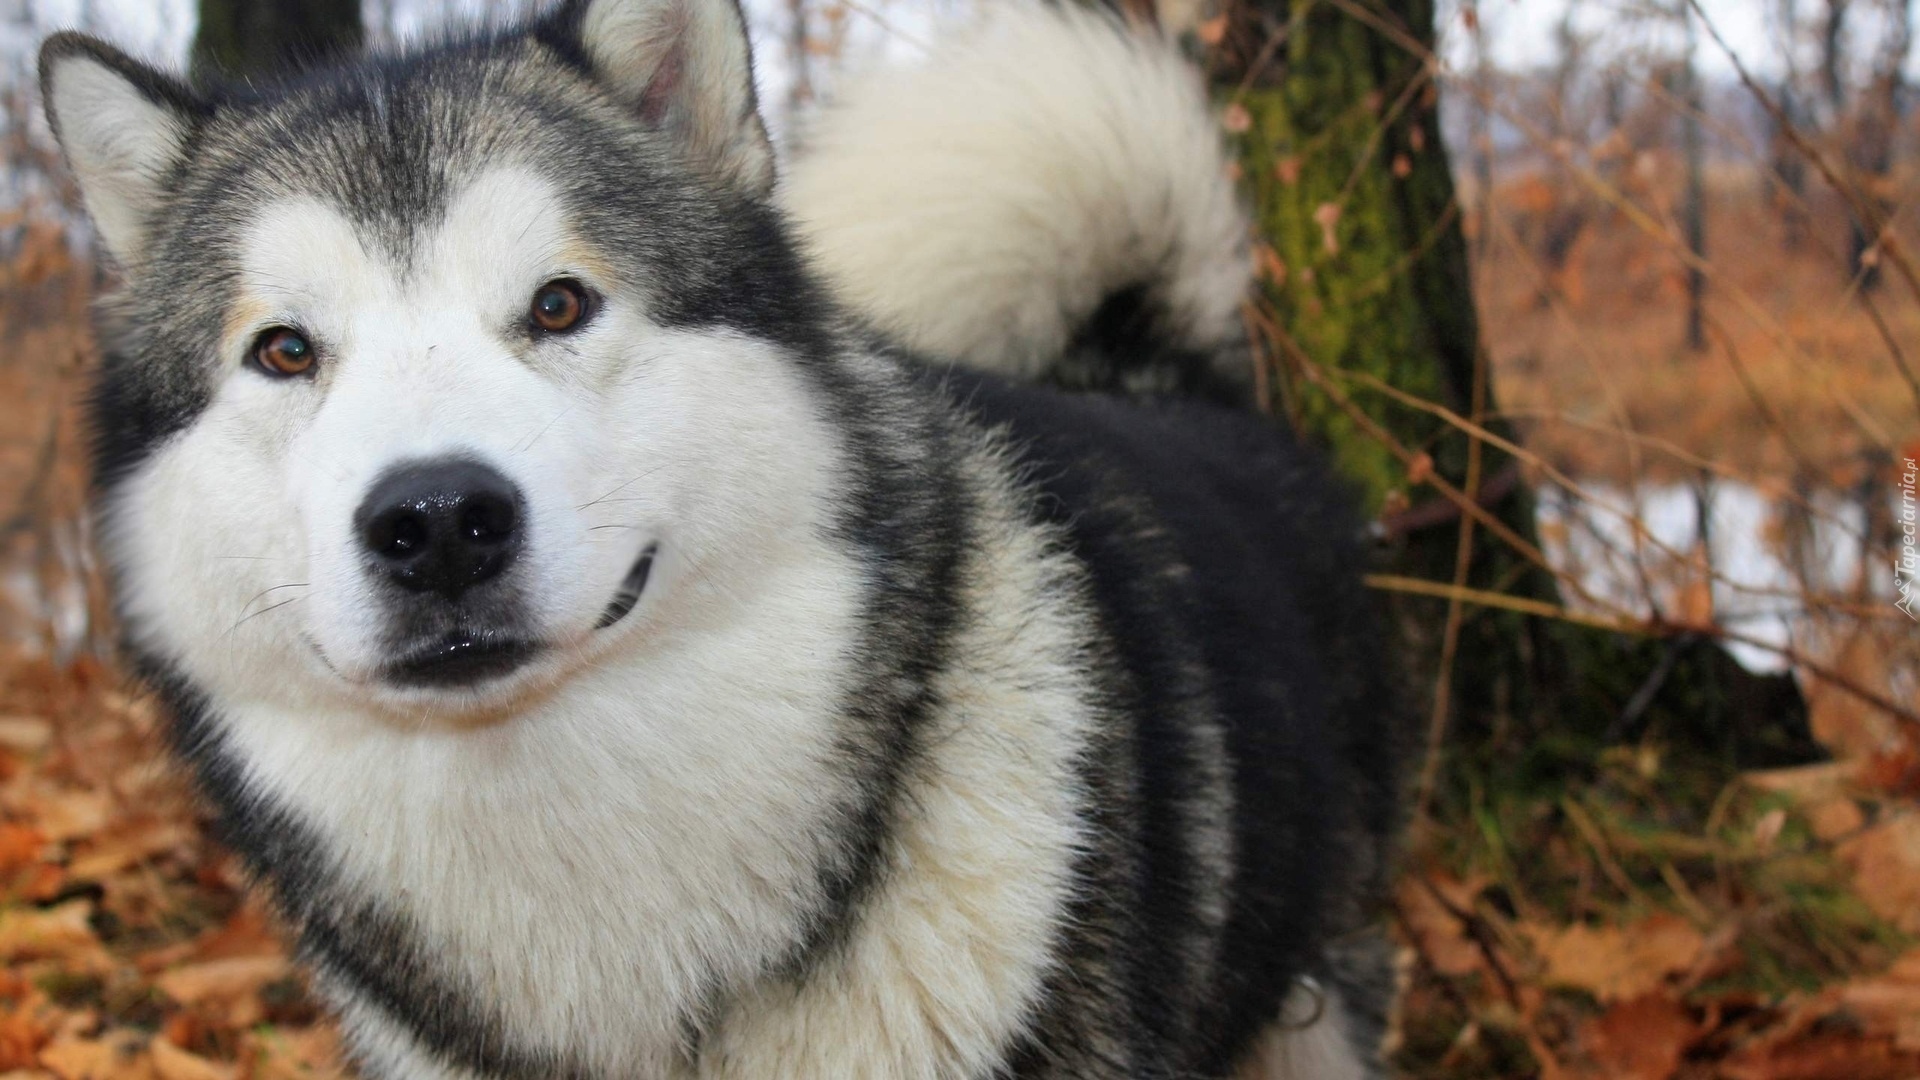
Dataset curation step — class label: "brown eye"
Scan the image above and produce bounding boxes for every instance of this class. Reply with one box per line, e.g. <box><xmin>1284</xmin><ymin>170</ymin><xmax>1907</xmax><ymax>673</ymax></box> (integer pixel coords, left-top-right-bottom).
<box><xmin>530</xmin><ymin>279</ymin><xmax>589</xmax><ymax>334</ymax></box>
<box><xmin>252</xmin><ymin>328</ymin><xmax>316</xmax><ymax>377</ymax></box>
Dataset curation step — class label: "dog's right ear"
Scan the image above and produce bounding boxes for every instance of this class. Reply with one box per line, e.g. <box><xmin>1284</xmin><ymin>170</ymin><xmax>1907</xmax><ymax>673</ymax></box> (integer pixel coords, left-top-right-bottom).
<box><xmin>542</xmin><ymin>0</ymin><xmax>774</xmax><ymax>198</ymax></box>
<box><xmin>39</xmin><ymin>34</ymin><xmax>202</xmax><ymax>269</ymax></box>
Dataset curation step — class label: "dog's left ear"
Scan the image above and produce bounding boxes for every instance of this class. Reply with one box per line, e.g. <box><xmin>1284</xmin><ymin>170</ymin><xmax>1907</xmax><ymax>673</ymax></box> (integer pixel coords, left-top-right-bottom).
<box><xmin>554</xmin><ymin>0</ymin><xmax>773</xmax><ymax>197</ymax></box>
<box><xmin>39</xmin><ymin>33</ymin><xmax>204</xmax><ymax>269</ymax></box>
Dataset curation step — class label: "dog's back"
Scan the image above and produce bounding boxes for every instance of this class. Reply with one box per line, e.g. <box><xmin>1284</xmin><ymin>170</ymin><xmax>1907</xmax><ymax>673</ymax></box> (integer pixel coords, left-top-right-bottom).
<box><xmin>941</xmin><ymin>371</ymin><xmax>1403</xmax><ymax>1075</ymax></box>
<box><xmin>788</xmin><ymin>9</ymin><xmax>1404</xmax><ymax>1073</ymax></box>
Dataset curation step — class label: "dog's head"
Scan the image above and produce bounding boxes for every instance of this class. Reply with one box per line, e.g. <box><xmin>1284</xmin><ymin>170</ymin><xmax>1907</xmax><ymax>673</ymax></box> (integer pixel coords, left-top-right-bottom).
<box><xmin>42</xmin><ymin>0</ymin><xmax>850</xmax><ymax>721</ymax></box>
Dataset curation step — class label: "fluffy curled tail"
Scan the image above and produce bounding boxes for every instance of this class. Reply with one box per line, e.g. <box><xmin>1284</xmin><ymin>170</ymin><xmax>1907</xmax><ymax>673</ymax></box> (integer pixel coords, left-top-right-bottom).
<box><xmin>779</xmin><ymin>2</ymin><xmax>1254</xmax><ymax>406</ymax></box>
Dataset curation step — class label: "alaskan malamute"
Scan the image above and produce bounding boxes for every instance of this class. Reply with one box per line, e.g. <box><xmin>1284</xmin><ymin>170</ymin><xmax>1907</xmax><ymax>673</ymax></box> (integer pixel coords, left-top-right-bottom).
<box><xmin>40</xmin><ymin>0</ymin><xmax>1402</xmax><ymax>1075</ymax></box>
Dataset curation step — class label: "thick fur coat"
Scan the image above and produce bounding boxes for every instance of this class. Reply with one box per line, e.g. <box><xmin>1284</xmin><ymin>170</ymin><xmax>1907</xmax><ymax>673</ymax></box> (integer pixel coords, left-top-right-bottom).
<box><xmin>40</xmin><ymin>1</ymin><xmax>1402</xmax><ymax>1076</ymax></box>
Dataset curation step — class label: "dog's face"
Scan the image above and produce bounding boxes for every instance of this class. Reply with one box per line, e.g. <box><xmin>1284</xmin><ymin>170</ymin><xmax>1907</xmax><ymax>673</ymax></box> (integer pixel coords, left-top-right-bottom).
<box><xmin>43</xmin><ymin>0</ymin><xmax>843</xmax><ymax>721</ymax></box>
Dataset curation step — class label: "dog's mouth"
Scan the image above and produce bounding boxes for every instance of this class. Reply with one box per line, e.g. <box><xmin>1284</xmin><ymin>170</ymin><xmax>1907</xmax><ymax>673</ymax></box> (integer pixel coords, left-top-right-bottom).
<box><xmin>373</xmin><ymin>544</ymin><xmax>654</xmax><ymax>690</ymax></box>
<box><xmin>387</xmin><ymin>630</ymin><xmax>541</xmax><ymax>688</ymax></box>
<box><xmin>596</xmin><ymin>543</ymin><xmax>658</xmax><ymax>630</ymax></box>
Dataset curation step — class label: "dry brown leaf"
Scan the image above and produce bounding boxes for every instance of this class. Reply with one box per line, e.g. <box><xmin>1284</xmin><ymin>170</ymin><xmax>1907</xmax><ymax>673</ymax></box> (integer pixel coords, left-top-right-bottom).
<box><xmin>182</xmin><ymin>909</ymin><xmax>283</xmax><ymax>966</ymax></box>
<box><xmin>0</xmin><ymin>826</ymin><xmax>45</xmax><ymax>877</ymax></box>
<box><xmin>146</xmin><ymin>1041</ymin><xmax>232</xmax><ymax>1080</ymax></box>
<box><xmin>1859</xmin><ymin>749</ymin><xmax>1920</xmax><ymax>800</ymax></box>
<box><xmin>0</xmin><ymin>720</ymin><xmax>52</xmax><ymax>757</ymax></box>
<box><xmin>30</xmin><ymin>795</ymin><xmax>111</xmax><ymax>847</ymax></box>
<box><xmin>1838</xmin><ymin>813</ymin><xmax>1920</xmax><ymax>935</ymax></box>
<box><xmin>0</xmin><ymin>1009</ymin><xmax>49</xmax><ymax>1071</ymax></box>
<box><xmin>1805</xmin><ymin>797</ymin><xmax>1865</xmax><ymax>842</ymax></box>
<box><xmin>39</xmin><ymin>1035</ymin><xmax>154</xmax><ymax>1080</ymax></box>
<box><xmin>1581</xmin><ymin>994</ymin><xmax>1696</xmax><ymax>1080</ymax></box>
<box><xmin>0</xmin><ymin>904</ymin><xmax>105</xmax><ymax>969</ymax></box>
<box><xmin>1839</xmin><ymin>950</ymin><xmax>1920</xmax><ymax>1052</ymax></box>
<box><xmin>1395</xmin><ymin>873</ymin><xmax>1486</xmax><ymax>978</ymax></box>
<box><xmin>1744</xmin><ymin>761</ymin><xmax>1862</xmax><ymax>800</ymax></box>
<box><xmin>155</xmin><ymin>958</ymin><xmax>290</xmax><ymax>1009</ymax></box>
<box><xmin>1719</xmin><ymin>1031</ymin><xmax>1920</xmax><ymax>1080</ymax></box>
<box><xmin>68</xmin><ymin>820</ymin><xmax>194</xmax><ymax>881</ymax></box>
<box><xmin>1527</xmin><ymin>914</ymin><xmax>1703</xmax><ymax>1002</ymax></box>
<box><xmin>245</xmin><ymin>1027</ymin><xmax>345</xmax><ymax>1080</ymax></box>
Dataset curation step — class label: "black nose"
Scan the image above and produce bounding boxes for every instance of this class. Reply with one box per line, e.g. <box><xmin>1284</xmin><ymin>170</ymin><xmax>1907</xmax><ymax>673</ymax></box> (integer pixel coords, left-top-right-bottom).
<box><xmin>356</xmin><ymin>460</ymin><xmax>523</xmax><ymax>600</ymax></box>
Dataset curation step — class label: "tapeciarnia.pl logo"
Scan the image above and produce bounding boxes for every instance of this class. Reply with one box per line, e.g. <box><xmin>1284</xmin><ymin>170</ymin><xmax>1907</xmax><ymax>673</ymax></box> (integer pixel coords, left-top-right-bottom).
<box><xmin>1899</xmin><ymin>457</ymin><xmax>1917</xmax><ymax>621</ymax></box>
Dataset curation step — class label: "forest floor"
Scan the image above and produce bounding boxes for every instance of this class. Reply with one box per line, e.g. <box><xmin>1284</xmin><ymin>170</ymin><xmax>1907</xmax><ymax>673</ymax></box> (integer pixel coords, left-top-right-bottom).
<box><xmin>1391</xmin><ymin>171</ymin><xmax>1920</xmax><ymax>1080</ymax></box>
<box><xmin>0</xmin><ymin>174</ymin><xmax>1914</xmax><ymax>1078</ymax></box>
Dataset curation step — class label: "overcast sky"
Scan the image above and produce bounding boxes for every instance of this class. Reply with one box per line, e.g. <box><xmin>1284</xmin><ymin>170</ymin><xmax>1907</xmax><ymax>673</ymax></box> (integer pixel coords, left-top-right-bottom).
<box><xmin>11</xmin><ymin>0</ymin><xmax>1874</xmax><ymax>68</ymax></box>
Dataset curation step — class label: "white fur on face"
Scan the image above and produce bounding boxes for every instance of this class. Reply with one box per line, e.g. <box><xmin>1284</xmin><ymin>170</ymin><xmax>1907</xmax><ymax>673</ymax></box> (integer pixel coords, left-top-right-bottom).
<box><xmin>107</xmin><ymin>170</ymin><xmax>1096</xmax><ymax>1078</ymax></box>
<box><xmin>110</xmin><ymin>166</ymin><xmax>845</xmax><ymax>719</ymax></box>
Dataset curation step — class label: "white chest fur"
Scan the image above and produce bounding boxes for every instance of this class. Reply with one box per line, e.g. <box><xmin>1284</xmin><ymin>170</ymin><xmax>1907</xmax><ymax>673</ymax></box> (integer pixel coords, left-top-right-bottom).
<box><xmin>213</xmin><ymin>448</ymin><xmax>1101</xmax><ymax>1080</ymax></box>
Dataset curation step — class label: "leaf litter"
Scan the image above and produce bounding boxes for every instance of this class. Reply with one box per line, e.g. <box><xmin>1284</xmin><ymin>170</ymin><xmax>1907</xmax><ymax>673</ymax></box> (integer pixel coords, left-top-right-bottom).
<box><xmin>1397</xmin><ymin>732</ymin><xmax>1920</xmax><ymax>1080</ymax></box>
<box><xmin>0</xmin><ymin>650</ymin><xmax>342</xmax><ymax>1080</ymax></box>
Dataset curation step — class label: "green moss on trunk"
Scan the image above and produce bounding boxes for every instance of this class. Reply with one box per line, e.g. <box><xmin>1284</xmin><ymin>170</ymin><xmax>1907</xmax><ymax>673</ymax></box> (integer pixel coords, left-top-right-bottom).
<box><xmin>1234</xmin><ymin>8</ymin><xmax>1469</xmax><ymax>511</ymax></box>
<box><xmin>1215</xmin><ymin>0</ymin><xmax>1808</xmax><ymax>767</ymax></box>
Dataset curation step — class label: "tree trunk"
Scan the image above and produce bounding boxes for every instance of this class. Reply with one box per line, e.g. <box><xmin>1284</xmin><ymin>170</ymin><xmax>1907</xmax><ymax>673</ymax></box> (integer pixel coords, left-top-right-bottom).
<box><xmin>1844</xmin><ymin>0</ymin><xmax>1911</xmax><ymax>291</ymax></box>
<box><xmin>1820</xmin><ymin>0</ymin><xmax>1851</xmax><ymax>118</ymax></box>
<box><xmin>1208</xmin><ymin>0</ymin><xmax>1809</xmax><ymax>800</ymax></box>
<box><xmin>1772</xmin><ymin>0</ymin><xmax>1812</xmax><ymax>251</ymax></box>
<box><xmin>1680</xmin><ymin>5</ymin><xmax>1708</xmax><ymax>350</ymax></box>
<box><xmin>193</xmin><ymin>0</ymin><xmax>363</xmax><ymax>80</ymax></box>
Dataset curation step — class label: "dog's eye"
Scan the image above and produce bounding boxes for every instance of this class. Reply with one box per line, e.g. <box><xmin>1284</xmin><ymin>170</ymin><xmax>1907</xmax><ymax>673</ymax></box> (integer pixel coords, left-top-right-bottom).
<box><xmin>530</xmin><ymin>279</ymin><xmax>590</xmax><ymax>334</ymax></box>
<box><xmin>252</xmin><ymin>328</ymin><xmax>316</xmax><ymax>377</ymax></box>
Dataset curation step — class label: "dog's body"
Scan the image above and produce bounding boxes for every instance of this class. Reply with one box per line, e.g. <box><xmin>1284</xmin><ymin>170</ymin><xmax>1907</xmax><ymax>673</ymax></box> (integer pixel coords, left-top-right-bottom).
<box><xmin>41</xmin><ymin>2</ymin><xmax>1401</xmax><ymax>1077</ymax></box>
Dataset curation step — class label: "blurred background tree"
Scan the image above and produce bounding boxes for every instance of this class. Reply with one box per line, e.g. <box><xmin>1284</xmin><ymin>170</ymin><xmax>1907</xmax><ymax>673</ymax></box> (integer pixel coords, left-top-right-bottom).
<box><xmin>193</xmin><ymin>0</ymin><xmax>362</xmax><ymax>78</ymax></box>
<box><xmin>1201</xmin><ymin>0</ymin><xmax>1813</xmax><ymax>818</ymax></box>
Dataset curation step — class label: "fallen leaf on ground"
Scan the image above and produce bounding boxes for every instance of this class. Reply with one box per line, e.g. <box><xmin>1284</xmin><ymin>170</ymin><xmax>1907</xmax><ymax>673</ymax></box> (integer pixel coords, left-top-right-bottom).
<box><xmin>1526</xmin><ymin>914</ymin><xmax>1703</xmax><ymax>1002</ymax></box>
<box><xmin>0</xmin><ymin>827</ymin><xmax>43</xmax><ymax>877</ymax></box>
<box><xmin>1805</xmin><ymin>797</ymin><xmax>1865</xmax><ymax>842</ymax></box>
<box><xmin>147</xmin><ymin>1040</ymin><xmax>232</xmax><ymax>1080</ymax></box>
<box><xmin>39</xmin><ymin>1034</ymin><xmax>154</xmax><ymax>1080</ymax></box>
<box><xmin>1580</xmin><ymin>994</ymin><xmax>1696</xmax><ymax>1080</ymax></box>
<box><xmin>155</xmin><ymin>957</ymin><xmax>290</xmax><ymax>1009</ymax></box>
<box><xmin>1719</xmin><ymin>1031</ymin><xmax>1920</xmax><ymax>1080</ymax></box>
<box><xmin>0</xmin><ymin>720</ymin><xmax>50</xmax><ymax>756</ymax></box>
<box><xmin>1838</xmin><ymin>812</ymin><xmax>1920</xmax><ymax>934</ymax></box>
<box><xmin>68</xmin><ymin>820</ymin><xmax>193</xmax><ymax>881</ymax></box>
<box><xmin>29</xmin><ymin>795</ymin><xmax>111</xmax><ymax>847</ymax></box>
<box><xmin>0</xmin><ymin>903</ymin><xmax>105</xmax><ymax>969</ymax></box>
<box><xmin>1396</xmin><ymin>872</ymin><xmax>1488</xmax><ymax>978</ymax></box>
<box><xmin>1837</xmin><ymin>950</ymin><xmax>1920</xmax><ymax>1052</ymax></box>
<box><xmin>0</xmin><ymin>1009</ymin><xmax>49</xmax><ymax>1071</ymax></box>
<box><xmin>1744</xmin><ymin>761</ymin><xmax>1862</xmax><ymax>803</ymax></box>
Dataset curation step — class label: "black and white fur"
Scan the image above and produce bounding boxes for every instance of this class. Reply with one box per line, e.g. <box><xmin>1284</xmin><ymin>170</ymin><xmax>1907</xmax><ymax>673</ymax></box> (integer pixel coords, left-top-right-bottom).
<box><xmin>41</xmin><ymin>1</ymin><xmax>1402</xmax><ymax>1076</ymax></box>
